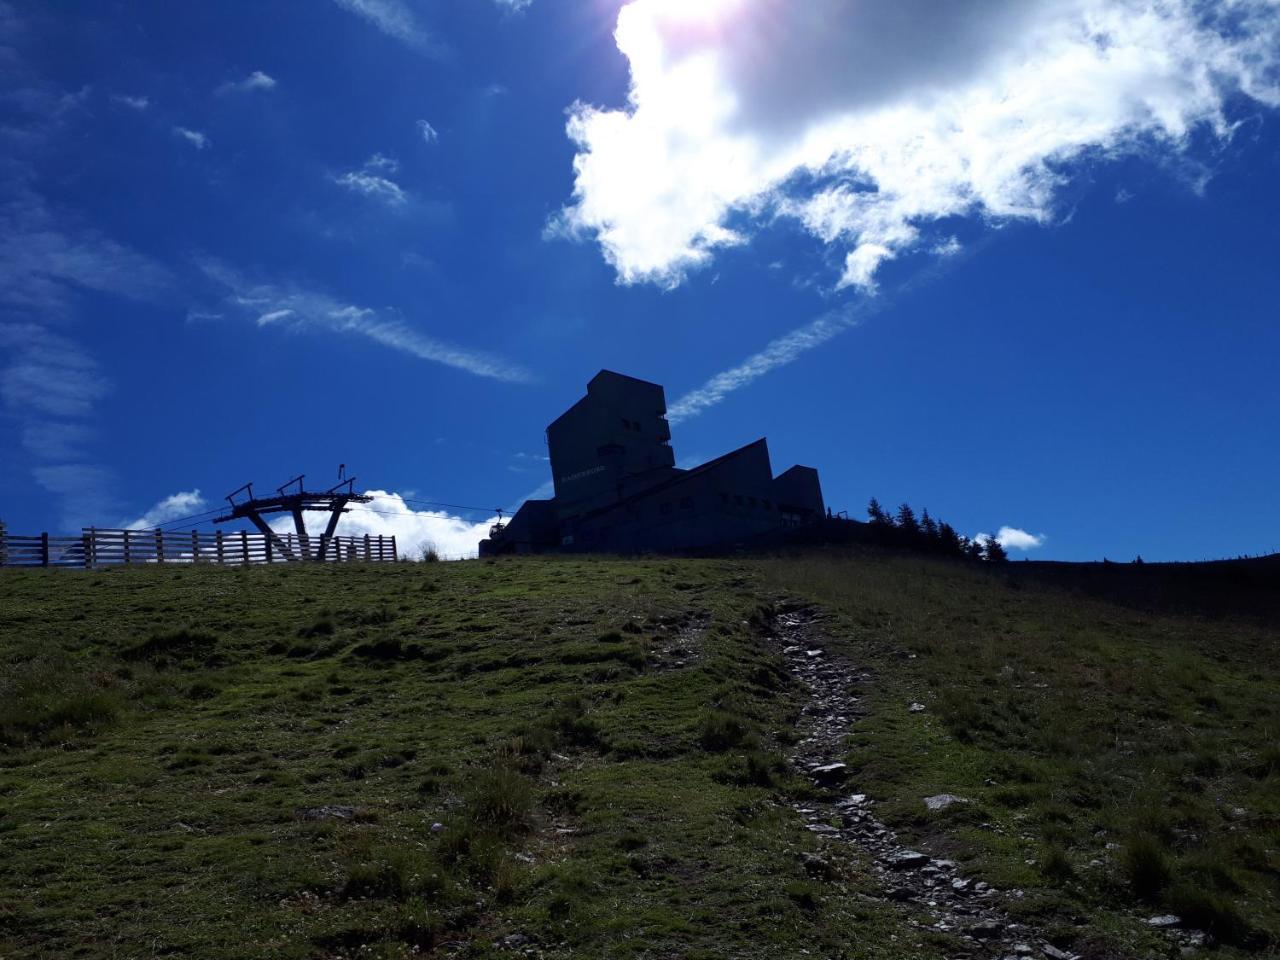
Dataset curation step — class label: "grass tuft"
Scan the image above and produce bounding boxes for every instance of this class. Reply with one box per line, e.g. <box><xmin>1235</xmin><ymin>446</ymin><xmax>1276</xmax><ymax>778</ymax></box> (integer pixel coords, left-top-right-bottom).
<box><xmin>1122</xmin><ymin>832</ymin><xmax>1172</xmax><ymax>900</ymax></box>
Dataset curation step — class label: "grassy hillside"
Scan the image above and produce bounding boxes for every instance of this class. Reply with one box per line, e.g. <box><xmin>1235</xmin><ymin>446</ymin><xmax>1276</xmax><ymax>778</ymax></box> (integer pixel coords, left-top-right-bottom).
<box><xmin>0</xmin><ymin>554</ymin><xmax>1275</xmax><ymax>959</ymax></box>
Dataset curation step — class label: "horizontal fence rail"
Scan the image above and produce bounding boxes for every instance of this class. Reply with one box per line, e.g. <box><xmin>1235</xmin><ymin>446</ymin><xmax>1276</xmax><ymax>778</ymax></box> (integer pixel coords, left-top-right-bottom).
<box><xmin>0</xmin><ymin>521</ymin><xmax>396</xmax><ymax>569</ymax></box>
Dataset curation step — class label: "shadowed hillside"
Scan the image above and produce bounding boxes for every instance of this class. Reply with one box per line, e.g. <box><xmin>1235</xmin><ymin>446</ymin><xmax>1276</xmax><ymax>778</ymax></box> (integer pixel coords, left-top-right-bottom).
<box><xmin>1</xmin><ymin>554</ymin><xmax>1276</xmax><ymax>959</ymax></box>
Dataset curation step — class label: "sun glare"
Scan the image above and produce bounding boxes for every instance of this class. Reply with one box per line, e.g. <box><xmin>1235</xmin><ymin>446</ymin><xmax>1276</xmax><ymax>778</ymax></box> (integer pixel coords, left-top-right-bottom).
<box><xmin>654</xmin><ymin>0</ymin><xmax>743</xmax><ymax>25</ymax></box>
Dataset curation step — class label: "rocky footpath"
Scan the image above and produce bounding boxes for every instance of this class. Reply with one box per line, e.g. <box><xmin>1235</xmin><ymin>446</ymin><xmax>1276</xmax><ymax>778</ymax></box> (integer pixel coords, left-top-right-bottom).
<box><xmin>769</xmin><ymin>606</ymin><xmax>1085</xmax><ymax>960</ymax></box>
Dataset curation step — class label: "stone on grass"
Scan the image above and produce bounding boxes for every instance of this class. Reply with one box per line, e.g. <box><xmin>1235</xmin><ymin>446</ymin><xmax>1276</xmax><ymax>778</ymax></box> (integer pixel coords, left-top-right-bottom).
<box><xmin>970</xmin><ymin>919</ymin><xmax>1003</xmax><ymax>939</ymax></box>
<box><xmin>296</xmin><ymin>805</ymin><xmax>358</xmax><ymax>821</ymax></box>
<box><xmin>885</xmin><ymin>850</ymin><xmax>930</xmax><ymax>869</ymax></box>
<box><xmin>925</xmin><ymin>794</ymin><xmax>969</xmax><ymax>811</ymax></box>
<box><xmin>909</xmin><ymin>702</ymin><xmax>927</xmax><ymax>713</ymax></box>
<box><xmin>1147</xmin><ymin>915</ymin><xmax>1181</xmax><ymax>928</ymax></box>
<box><xmin>811</xmin><ymin>762</ymin><xmax>848</xmax><ymax>786</ymax></box>
<box><xmin>801</xmin><ymin>853</ymin><xmax>838</xmax><ymax>880</ymax></box>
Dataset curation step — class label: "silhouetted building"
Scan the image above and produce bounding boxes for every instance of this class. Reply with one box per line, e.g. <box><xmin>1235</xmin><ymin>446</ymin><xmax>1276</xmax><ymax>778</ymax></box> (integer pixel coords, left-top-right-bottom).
<box><xmin>480</xmin><ymin>371</ymin><xmax>824</xmax><ymax>555</ymax></box>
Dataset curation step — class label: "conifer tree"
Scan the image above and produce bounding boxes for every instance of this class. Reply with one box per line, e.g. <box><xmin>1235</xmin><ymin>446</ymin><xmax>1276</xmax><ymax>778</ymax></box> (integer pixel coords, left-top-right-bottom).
<box><xmin>896</xmin><ymin>503</ymin><xmax>919</xmax><ymax>535</ymax></box>
<box><xmin>920</xmin><ymin>509</ymin><xmax>939</xmax><ymax>541</ymax></box>
<box><xmin>938</xmin><ymin>522</ymin><xmax>964</xmax><ymax>556</ymax></box>
<box><xmin>867</xmin><ymin>497</ymin><xmax>889</xmax><ymax>525</ymax></box>
<box><xmin>983</xmin><ymin>534</ymin><xmax>1009</xmax><ymax>562</ymax></box>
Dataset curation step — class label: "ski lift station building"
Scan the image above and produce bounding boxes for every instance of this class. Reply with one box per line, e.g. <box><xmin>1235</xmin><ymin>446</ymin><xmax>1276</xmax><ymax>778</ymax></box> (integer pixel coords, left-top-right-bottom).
<box><xmin>479</xmin><ymin>370</ymin><xmax>824</xmax><ymax>555</ymax></box>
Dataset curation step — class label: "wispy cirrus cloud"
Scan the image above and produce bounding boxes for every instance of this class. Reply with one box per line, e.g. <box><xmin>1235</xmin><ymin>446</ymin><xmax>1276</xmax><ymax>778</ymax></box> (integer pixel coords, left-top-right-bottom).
<box><xmin>0</xmin><ymin>325</ymin><xmax>109</xmax><ymax>419</ymax></box>
<box><xmin>331</xmin><ymin>0</ymin><xmax>446</xmax><ymax>57</ymax></box>
<box><xmin>173</xmin><ymin>125</ymin><xmax>208</xmax><ymax>149</ymax></box>
<box><xmin>199</xmin><ymin>259</ymin><xmax>533</xmax><ymax>383</ymax></box>
<box><xmin>417</xmin><ymin>119</ymin><xmax>438</xmax><ymax>143</ymax></box>
<box><xmin>667</xmin><ymin>302</ymin><xmax>874</xmax><ymax>423</ymax></box>
<box><xmin>0</xmin><ymin>10</ymin><xmax>165</xmax><ymax>528</ymax></box>
<box><xmin>217</xmin><ymin>70</ymin><xmax>276</xmax><ymax>95</ymax></box>
<box><xmin>0</xmin><ymin>325</ymin><xmax>120</xmax><ymax>526</ymax></box>
<box><xmin>0</xmin><ymin>185</ymin><xmax>173</xmax><ymax>314</ymax></box>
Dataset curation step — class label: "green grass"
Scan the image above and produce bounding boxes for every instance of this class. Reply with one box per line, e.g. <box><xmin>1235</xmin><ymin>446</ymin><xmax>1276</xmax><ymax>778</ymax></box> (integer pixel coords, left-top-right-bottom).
<box><xmin>761</xmin><ymin>549</ymin><xmax>1280</xmax><ymax>956</ymax></box>
<box><xmin>0</xmin><ymin>553</ymin><xmax>1275</xmax><ymax>958</ymax></box>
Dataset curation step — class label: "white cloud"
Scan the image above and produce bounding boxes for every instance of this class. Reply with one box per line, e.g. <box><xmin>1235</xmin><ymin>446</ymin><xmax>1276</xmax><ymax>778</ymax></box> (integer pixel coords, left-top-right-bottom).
<box><xmin>332</xmin><ymin>154</ymin><xmax>406</xmax><ymax>205</ymax></box>
<box><xmin>333</xmin><ymin>170</ymin><xmax>406</xmax><ymax>205</ymax></box>
<box><xmin>417</xmin><ymin>119</ymin><xmax>439</xmax><ymax>143</ymax></box>
<box><xmin>493</xmin><ymin>0</ymin><xmax>533</xmax><ymax>12</ymax></box>
<box><xmin>112</xmin><ymin>94</ymin><xmax>150</xmax><ymax>110</ymax></box>
<box><xmin>976</xmin><ymin>526</ymin><xmax>1047</xmax><ymax>551</ymax></box>
<box><xmin>271</xmin><ymin>490</ymin><xmax>497</xmax><ymax>560</ymax></box>
<box><xmin>332</xmin><ymin>0</ymin><xmax>444</xmax><ymax>56</ymax></box>
<box><xmin>218</xmin><ymin>70</ymin><xmax>277</xmax><ymax>95</ymax></box>
<box><xmin>126</xmin><ymin>490</ymin><xmax>207</xmax><ymax>530</ymax></box>
<box><xmin>364</xmin><ymin>152</ymin><xmax>399</xmax><ymax>173</ymax></box>
<box><xmin>199</xmin><ymin>259</ymin><xmax>533</xmax><ymax>383</ymax></box>
<box><xmin>557</xmin><ymin>0</ymin><xmax>1280</xmax><ymax>291</ymax></box>
<box><xmin>173</xmin><ymin>126</ymin><xmax>208</xmax><ymax>149</ymax></box>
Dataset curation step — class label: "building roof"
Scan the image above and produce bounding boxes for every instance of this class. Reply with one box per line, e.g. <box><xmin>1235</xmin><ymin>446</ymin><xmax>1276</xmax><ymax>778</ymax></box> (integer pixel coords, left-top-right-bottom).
<box><xmin>569</xmin><ymin>437</ymin><xmax>770</xmax><ymax>525</ymax></box>
<box><xmin>587</xmin><ymin>369</ymin><xmax>663</xmax><ymax>391</ymax></box>
<box><xmin>547</xmin><ymin>369</ymin><xmax>666</xmax><ymax>431</ymax></box>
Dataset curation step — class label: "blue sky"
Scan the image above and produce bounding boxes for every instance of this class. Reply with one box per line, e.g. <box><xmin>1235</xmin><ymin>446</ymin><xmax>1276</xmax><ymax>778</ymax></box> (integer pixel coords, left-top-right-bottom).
<box><xmin>1</xmin><ymin>0</ymin><xmax>1278</xmax><ymax>560</ymax></box>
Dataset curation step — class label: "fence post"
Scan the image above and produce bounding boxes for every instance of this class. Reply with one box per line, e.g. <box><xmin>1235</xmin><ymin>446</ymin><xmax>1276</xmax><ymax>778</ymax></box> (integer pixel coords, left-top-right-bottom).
<box><xmin>41</xmin><ymin>531</ymin><xmax>49</xmax><ymax>567</ymax></box>
<box><xmin>390</xmin><ymin>535</ymin><xmax>397</xmax><ymax>562</ymax></box>
<box><xmin>82</xmin><ymin>528</ymin><xmax>92</xmax><ymax>569</ymax></box>
<box><xmin>216</xmin><ymin>530</ymin><xmax>224</xmax><ymax>565</ymax></box>
<box><xmin>0</xmin><ymin>519</ymin><xmax>6</xmax><ymax>568</ymax></box>
<box><xmin>191</xmin><ymin>530</ymin><xmax>199</xmax><ymax>563</ymax></box>
<box><xmin>363</xmin><ymin>534</ymin><xmax>371</xmax><ymax>562</ymax></box>
<box><xmin>266</xmin><ymin>535</ymin><xmax>273</xmax><ymax>564</ymax></box>
<box><xmin>123</xmin><ymin>530</ymin><xmax>132</xmax><ymax>565</ymax></box>
<box><xmin>155</xmin><ymin>527</ymin><xmax>164</xmax><ymax>564</ymax></box>
<box><xmin>241</xmin><ymin>531</ymin><xmax>249</xmax><ymax>566</ymax></box>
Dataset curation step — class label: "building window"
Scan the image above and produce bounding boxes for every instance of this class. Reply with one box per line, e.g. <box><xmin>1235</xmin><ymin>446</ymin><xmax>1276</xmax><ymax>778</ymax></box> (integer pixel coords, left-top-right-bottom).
<box><xmin>660</xmin><ymin>501</ymin><xmax>673</xmax><ymax>515</ymax></box>
<box><xmin>679</xmin><ymin>496</ymin><xmax>693</xmax><ymax>509</ymax></box>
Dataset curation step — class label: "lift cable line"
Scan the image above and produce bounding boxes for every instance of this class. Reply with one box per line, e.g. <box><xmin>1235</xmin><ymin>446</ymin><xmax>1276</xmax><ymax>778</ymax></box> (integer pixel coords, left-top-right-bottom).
<box><xmin>213</xmin><ymin>474</ymin><xmax>373</xmax><ymax>563</ymax></box>
<box><xmin>371</xmin><ymin>495</ymin><xmax>518</xmax><ymax>516</ymax></box>
<box><xmin>152</xmin><ymin>507</ymin><xmax>226</xmax><ymax>529</ymax></box>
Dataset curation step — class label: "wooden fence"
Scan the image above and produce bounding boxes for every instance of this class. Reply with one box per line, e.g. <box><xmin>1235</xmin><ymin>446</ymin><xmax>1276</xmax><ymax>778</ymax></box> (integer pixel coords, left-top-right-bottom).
<box><xmin>0</xmin><ymin>522</ymin><xmax>397</xmax><ymax>569</ymax></box>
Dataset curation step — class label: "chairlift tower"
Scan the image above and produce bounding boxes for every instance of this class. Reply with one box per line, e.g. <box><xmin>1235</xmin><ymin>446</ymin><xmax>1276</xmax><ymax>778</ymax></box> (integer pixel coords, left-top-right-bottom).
<box><xmin>214</xmin><ymin>474</ymin><xmax>373</xmax><ymax>562</ymax></box>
